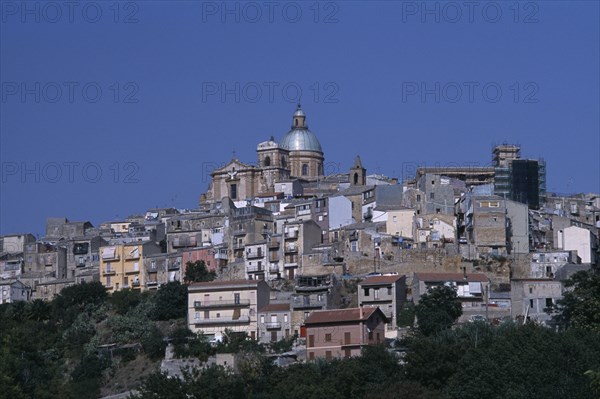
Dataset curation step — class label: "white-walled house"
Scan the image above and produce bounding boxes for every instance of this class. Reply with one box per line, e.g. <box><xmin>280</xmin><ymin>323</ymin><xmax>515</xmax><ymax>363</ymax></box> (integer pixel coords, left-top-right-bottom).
<box><xmin>558</xmin><ymin>226</ymin><xmax>597</xmax><ymax>264</ymax></box>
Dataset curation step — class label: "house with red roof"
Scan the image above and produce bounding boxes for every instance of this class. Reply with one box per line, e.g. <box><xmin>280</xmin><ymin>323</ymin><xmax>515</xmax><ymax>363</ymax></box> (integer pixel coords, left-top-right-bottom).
<box><xmin>304</xmin><ymin>307</ymin><xmax>388</xmax><ymax>361</ymax></box>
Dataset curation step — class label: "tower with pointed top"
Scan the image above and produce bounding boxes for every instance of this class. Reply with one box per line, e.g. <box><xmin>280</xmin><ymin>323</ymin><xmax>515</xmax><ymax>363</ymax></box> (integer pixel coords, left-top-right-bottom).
<box><xmin>350</xmin><ymin>155</ymin><xmax>367</xmax><ymax>186</ymax></box>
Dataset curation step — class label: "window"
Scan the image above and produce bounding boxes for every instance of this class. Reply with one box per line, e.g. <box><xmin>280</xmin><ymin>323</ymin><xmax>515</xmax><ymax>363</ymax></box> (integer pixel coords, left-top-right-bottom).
<box><xmin>529</xmin><ymin>299</ymin><xmax>534</xmax><ymax>309</ymax></box>
<box><xmin>430</xmin><ymin>193</ymin><xmax>434</xmax><ymax>199</ymax></box>
<box><xmin>204</xmin><ymin>311</ymin><xmax>209</xmax><ymax>319</ymax></box>
<box><xmin>230</xmin><ymin>183</ymin><xmax>238</xmax><ymax>199</ymax></box>
<box><xmin>302</xmin><ymin>164</ymin><xmax>309</xmax><ymax>176</ymax></box>
<box><xmin>363</xmin><ymin>288</ymin><xmax>370</xmax><ymax>296</ymax></box>
<box><xmin>416</xmin><ymin>194</ymin><xmax>421</xmax><ymax>201</ymax></box>
<box><xmin>284</xmin><ymin>314</ymin><xmax>288</xmax><ymax>322</ymax></box>
<box><xmin>234</xmin><ymin>293</ymin><xmax>240</xmax><ymax>304</ymax></box>
<box><xmin>529</xmin><ymin>287</ymin><xmax>533</xmax><ymax>294</ymax></box>
<box><xmin>545</xmin><ymin>298</ymin><xmax>553</xmax><ymax>307</ymax></box>
<box><xmin>369</xmin><ymin>331</ymin><xmax>374</xmax><ymax>340</ymax></box>
<box><xmin>374</xmin><ymin>288</ymin><xmax>380</xmax><ymax>299</ymax></box>
<box><xmin>264</xmin><ymin>156</ymin><xmax>271</xmax><ymax>167</ymax></box>
<box><xmin>325</xmin><ymin>333</ymin><xmax>332</xmax><ymax>342</ymax></box>
<box><xmin>351</xmin><ymin>241</ymin><xmax>358</xmax><ymax>252</ymax></box>
<box><xmin>260</xmin><ymin>315</ymin><xmax>265</xmax><ymax>323</ymax></box>
<box><xmin>387</xmin><ymin>287</ymin><xmax>392</xmax><ymax>295</ymax></box>
<box><xmin>325</xmin><ymin>351</ymin><xmax>332</xmax><ymax>360</ymax></box>
<box><xmin>436</xmin><ymin>208</ymin><xmax>441</xmax><ymax>214</ymax></box>
<box><xmin>308</xmin><ymin>335</ymin><xmax>314</xmax><ymax>347</ymax></box>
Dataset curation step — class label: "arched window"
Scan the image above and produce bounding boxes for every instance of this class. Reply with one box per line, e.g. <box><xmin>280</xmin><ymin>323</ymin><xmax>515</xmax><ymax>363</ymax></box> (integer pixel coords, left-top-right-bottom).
<box><xmin>295</xmin><ymin>119</ymin><xmax>299</xmax><ymax>127</ymax></box>
<box><xmin>353</xmin><ymin>172</ymin><xmax>359</xmax><ymax>184</ymax></box>
<box><xmin>264</xmin><ymin>156</ymin><xmax>271</xmax><ymax>167</ymax></box>
<box><xmin>281</xmin><ymin>157</ymin><xmax>287</xmax><ymax>168</ymax></box>
<box><xmin>302</xmin><ymin>164</ymin><xmax>309</xmax><ymax>176</ymax></box>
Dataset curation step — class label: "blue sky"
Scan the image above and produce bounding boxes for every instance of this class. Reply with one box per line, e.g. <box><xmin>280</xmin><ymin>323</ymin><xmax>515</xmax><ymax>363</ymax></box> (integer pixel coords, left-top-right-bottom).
<box><xmin>1</xmin><ymin>1</ymin><xmax>599</xmax><ymax>236</ymax></box>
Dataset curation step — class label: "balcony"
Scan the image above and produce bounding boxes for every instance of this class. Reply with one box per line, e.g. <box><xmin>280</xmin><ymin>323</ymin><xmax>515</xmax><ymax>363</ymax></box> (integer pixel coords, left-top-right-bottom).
<box><xmin>246</xmin><ymin>251</ymin><xmax>264</xmax><ymax>260</ymax></box>
<box><xmin>265</xmin><ymin>322</ymin><xmax>281</xmax><ymax>330</ymax></box>
<box><xmin>269</xmin><ymin>255</ymin><xmax>279</xmax><ymax>262</ymax></box>
<box><xmin>268</xmin><ymin>240</ymin><xmax>280</xmax><ymax>248</ymax></box>
<box><xmin>246</xmin><ymin>264</ymin><xmax>264</xmax><ymax>273</ymax></box>
<box><xmin>76</xmin><ymin>260</ymin><xmax>86</xmax><ymax>268</ymax></box>
<box><xmin>168</xmin><ymin>262</ymin><xmax>181</xmax><ymax>270</ymax></box>
<box><xmin>131</xmin><ymin>280</ymin><xmax>141</xmax><ymax>287</ymax></box>
<box><xmin>103</xmin><ymin>268</ymin><xmax>116</xmax><ymax>275</ymax></box>
<box><xmin>269</xmin><ymin>264</ymin><xmax>280</xmax><ymax>273</ymax></box>
<box><xmin>193</xmin><ymin>299</ymin><xmax>250</xmax><ymax>309</ymax></box>
<box><xmin>193</xmin><ymin>316</ymin><xmax>251</xmax><ymax>325</ymax></box>
<box><xmin>146</xmin><ymin>280</ymin><xmax>158</xmax><ymax>287</ymax></box>
<box><xmin>233</xmin><ymin>243</ymin><xmax>245</xmax><ymax>250</ymax></box>
<box><xmin>284</xmin><ymin>262</ymin><xmax>298</xmax><ymax>268</ymax></box>
<box><xmin>233</xmin><ymin>228</ymin><xmax>246</xmax><ymax>236</ymax></box>
<box><xmin>125</xmin><ymin>268</ymin><xmax>141</xmax><ymax>275</ymax></box>
<box><xmin>284</xmin><ymin>245</ymin><xmax>298</xmax><ymax>253</ymax></box>
<box><xmin>215</xmin><ymin>252</ymin><xmax>228</xmax><ymax>260</ymax></box>
<box><xmin>284</xmin><ymin>231</ymin><xmax>298</xmax><ymax>240</ymax></box>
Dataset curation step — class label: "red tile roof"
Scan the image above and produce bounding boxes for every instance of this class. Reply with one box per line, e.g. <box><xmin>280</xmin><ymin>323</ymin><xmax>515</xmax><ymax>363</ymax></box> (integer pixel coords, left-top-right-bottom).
<box><xmin>260</xmin><ymin>303</ymin><xmax>290</xmax><ymax>312</ymax></box>
<box><xmin>304</xmin><ymin>307</ymin><xmax>386</xmax><ymax>325</ymax></box>
<box><xmin>360</xmin><ymin>275</ymin><xmax>405</xmax><ymax>285</ymax></box>
<box><xmin>414</xmin><ymin>272</ymin><xmax>489</xmax><ymax>283</ymax></box>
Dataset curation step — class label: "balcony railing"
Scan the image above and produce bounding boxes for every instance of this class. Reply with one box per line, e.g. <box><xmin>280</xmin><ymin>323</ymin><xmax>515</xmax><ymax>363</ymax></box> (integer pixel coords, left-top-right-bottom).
<box><xmin>193</xmin><ymin>316</ymin><xmax>251</xmax><ymax>325</ymax></box>
<box><xmin>168</xmin><ymin>263</ymin><xmax>181</xmax><ymax>270</ymax></box>
<box><xmin>265</xmin><ymin>322</ymin><xmax>281</xmax><ymax>330</ymax></box>
<box><xmin>76</xmin><ymin>261</ymin><xmax>86</xmax><ymax>267</ymax></box>
<box><xmin>233</xmin><ymin>229</ymin><xmax>246</xmax><ymax>236</ymax></box>
<box><xmin>131</xmin><ymin>280</ymin><xmax>141</xmax><ymax>287</ymax></box>
<box><xmin>284</xmin><ymin>262</ymin><xmax>298</xmax><ymax>268</ymax></box>
<box><xmin>246</xmin><ymin>251</ymin><xmax>264</xmax><ymax>260</ymax></box>
<box><xmin>284</xmin><ymin>231</ymin><xmax>298</xmax><ymax>239</ymax></box>
<box><xmin>284</xmin><ymin>245</ymin><xmax>298</xmax><ymax>253</ymax></box>
<box><xmin>269</xmin><ymin>265</ymin><xmax>280</xmax><ymax>273</ymax></box>
<box><xmin>193</xmin><ymin>299</ymin><xmax>250</xmax><ymax>309</ymax></box>
<box><xmin>125</xmin><ymin>268</ymin><xmax>141</xmax><ymax>275</ymax></box>
<box><xmin>215</xmin><ymin>252</ymin><xmax>228</xmax><ymax>260</ymax></box>
<box><xmin>246</xmin><ymin>265</ymin><xmax>264</xmax><ymax>273</ymax></box>
<box><xmin>146</xmin><ymin>280</ymin><xmax>158</xmax><ymax>287</ymax></box>
<box><xmin>103</xmin><ymin>268</ymin><xmax>116</xmax><ymax>275</ymax></box>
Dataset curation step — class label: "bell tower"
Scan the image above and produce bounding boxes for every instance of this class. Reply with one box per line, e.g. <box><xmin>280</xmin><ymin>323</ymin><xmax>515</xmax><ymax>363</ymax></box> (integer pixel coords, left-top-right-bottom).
<box><xmin>350</xmin><ymin>155</ymin><xmax>366</xmax><ymax>186</ymax></box>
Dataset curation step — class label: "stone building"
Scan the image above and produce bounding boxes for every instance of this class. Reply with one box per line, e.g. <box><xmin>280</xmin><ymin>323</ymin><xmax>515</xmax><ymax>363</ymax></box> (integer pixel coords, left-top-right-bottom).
<box><xmin>204</xmin><ymin>105</ymin><xmax>325</xmax><ymax>203</ymax></box>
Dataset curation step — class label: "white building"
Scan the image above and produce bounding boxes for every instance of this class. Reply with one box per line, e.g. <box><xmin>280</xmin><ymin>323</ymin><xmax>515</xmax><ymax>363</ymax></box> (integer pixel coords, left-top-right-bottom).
<box><xmin>558</xmin><ymin>226</ymin><xmax>597</xmax><ymax>264</ymax></box>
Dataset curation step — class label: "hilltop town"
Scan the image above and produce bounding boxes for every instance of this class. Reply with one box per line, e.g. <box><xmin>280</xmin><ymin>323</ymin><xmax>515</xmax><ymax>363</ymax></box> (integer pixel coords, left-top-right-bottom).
<box><xmin>2</xmin><ymin>106</ymin><xmax>600</xmax><ymax>397</ymax></box>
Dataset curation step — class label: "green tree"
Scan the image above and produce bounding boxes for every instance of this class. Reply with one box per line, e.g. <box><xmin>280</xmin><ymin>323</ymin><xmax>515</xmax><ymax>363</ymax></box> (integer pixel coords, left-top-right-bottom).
<box><xmin>109</xmin><ymin>288</ymin><xmax>143</xmax><ymax>315</ymax></box>
<box><xmin>415</xmin><ymin>285</ymin><xmax>462</xmax><ymax>336</ymax></box>
<box><xmin>152</xmin><ymin>281</ymin><xmax>188</xmax><ymax>321</ymax></box>
<box><xmin>184</xmin><ymin>260</ymin><xmax>216</xmax><ymax>283</ymax></box>
<box><xmin>550</xmin><ymin>268</ymin><xmax>600</xmax><ymax>332</ymax></box>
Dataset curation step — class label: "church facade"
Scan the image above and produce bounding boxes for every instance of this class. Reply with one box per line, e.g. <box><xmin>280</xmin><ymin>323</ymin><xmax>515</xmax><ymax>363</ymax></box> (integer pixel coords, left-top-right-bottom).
<box><xmin>204</xmin><ymin>105</ymin><xmax>325</xmax><ymax>203</ymax></box>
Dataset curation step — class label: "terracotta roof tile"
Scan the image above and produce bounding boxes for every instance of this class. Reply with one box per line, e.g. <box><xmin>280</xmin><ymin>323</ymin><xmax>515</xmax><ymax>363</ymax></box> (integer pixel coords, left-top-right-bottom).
<box><xmin>304</xmin><ymin>307</ymin><xmax>384</xmax><ymax>325</ymax></box>
<box><xmin>260</xmin><ymin>303</ymin><xmax>290</xmax><ymax>312</ymax></box>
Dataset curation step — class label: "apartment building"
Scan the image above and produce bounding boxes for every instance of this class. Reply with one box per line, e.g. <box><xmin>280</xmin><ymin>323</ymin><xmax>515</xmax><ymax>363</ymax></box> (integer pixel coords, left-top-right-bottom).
<box><xmin>187</xmin><ymin>279</ymin><xmax>270</xmax><ymax>340</ymax></box>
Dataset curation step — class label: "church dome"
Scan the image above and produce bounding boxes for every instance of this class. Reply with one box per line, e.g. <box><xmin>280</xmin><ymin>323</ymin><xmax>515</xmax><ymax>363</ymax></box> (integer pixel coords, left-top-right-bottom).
<box><xmin>279</xmin><ymin>105</ymin><xmax>323</xmax><ymax>153</ymax></box>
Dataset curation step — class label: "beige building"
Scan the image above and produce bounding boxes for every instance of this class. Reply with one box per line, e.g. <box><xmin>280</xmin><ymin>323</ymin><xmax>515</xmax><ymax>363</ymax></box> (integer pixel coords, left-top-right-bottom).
<box><xmin>99</xmin><ymin>242</ymin><xmax>161</xmax><ymax>292</ymax></box>
<box><xmin>187</xmin><ymin>279</ymin><xmax>270</xmax><ymax>340</ymax></box>
<box><xmin>385</xmin><ymin>208</ymin><xmax>416</xmax><ymax>239</ymax></box>
<box><xmin>204</xmin><ymin>105</ymin><xmax>325</xmax><ymax>203</ymax></box>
